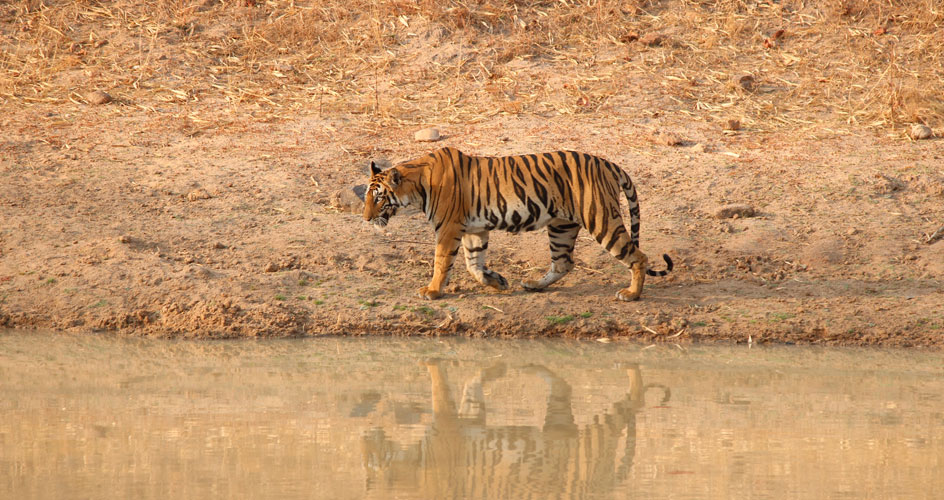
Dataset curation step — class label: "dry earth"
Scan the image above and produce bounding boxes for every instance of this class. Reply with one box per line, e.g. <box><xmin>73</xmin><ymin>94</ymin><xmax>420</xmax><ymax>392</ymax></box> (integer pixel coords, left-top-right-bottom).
<box><xmin>1</xmin><ymin>1</ymin><xmax>943</xmax><ymax>347</ymax></box>
<box><xmin>3</xmin><ymin>108</ymin><xmax>942</xmax><ymax>347</ymax></box>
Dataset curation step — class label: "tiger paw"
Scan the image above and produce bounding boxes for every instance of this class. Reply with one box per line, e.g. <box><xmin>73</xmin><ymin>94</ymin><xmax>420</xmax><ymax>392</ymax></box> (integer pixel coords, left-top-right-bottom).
<box><xmin>482</xmin><ymin>270</ymin><xmax>509</xmax><ymax>290</ymax></box>
<box><xmin>616</xmin><ymin>287</ymin><xmax>642</xmax><ymax>301</ymax></box>
<box><xmin>521</xmin><ymin>280</ymin><xmax>545</xmax><ymax>292</ymax></box>
<box><xmin>418</xmin><ymin>286</ymin><xmax>442</xmax><ymax>300</ymax></box>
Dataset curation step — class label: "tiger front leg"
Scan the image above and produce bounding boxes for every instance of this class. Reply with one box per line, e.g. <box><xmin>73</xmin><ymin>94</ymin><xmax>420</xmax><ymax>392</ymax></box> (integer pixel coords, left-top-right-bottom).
<box><xmin>462</xmin><ymin>232</ymin><xmax>508</xmax><ymax>291</ymax></box>
<box><xmin>419</xmin><ymin>230</ymin><xmax>462</xmax><ymax>300</ymax></box>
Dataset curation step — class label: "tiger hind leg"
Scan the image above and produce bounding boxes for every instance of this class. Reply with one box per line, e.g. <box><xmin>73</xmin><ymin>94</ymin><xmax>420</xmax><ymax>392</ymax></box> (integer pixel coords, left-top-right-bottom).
<box><xmin>597</xmin><ymin>225</ymin><xmax>648</xmax><ymax>301</ymax></box>
<box><xmin>462</xmin><ymin>232</ymin><xmax>508</xmax><ymax>290</ymax></box>
<box><xmin>523</xmin><ymin>220</ymin><xmax>580</xmax><ymax>291</ymax></box>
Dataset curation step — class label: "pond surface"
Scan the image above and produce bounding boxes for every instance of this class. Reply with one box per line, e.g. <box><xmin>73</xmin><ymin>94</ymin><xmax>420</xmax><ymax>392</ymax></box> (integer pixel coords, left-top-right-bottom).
<box><xmin>1</xmin><ymin>330</ymin><xmax>942</xmax><ymax>499</ymax></box>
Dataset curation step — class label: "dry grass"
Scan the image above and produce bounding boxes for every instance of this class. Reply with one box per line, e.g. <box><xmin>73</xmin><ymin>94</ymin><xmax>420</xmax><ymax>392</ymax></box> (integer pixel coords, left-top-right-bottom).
<box><xmin>1</xmin><ymin>0</ymin><xmax>942</xmax><ymax>131</ymax></box>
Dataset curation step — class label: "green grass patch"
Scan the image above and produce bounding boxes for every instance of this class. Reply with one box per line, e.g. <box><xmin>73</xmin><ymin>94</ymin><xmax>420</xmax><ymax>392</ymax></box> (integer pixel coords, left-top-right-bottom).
<box><xmin>546</xmin><ymin>315</ymin><xmax>575</xmax><ymax>325</ymax></box>
<box><xmin>578</xmin><ymin>311</ymin><xmax>593</xmax><ymax>318</ymax></box>
<box><xmin>274</xmin><ymin>294</ymin><xmax>287</xmax><ymax>301</ymax></box>
<box><xmin>413</xmin><ymin>306</ymin><xmax>435</xmax><ymax>316</ymax></box>
<box><xmin>768</xmin><ymin>312</ymin><xmax>795</xmax><ymax>323</ymax></box>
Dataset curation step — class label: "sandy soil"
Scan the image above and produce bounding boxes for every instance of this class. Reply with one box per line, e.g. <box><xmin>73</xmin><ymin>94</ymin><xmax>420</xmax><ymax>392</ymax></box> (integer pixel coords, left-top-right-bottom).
<box><xmin>2</xmin><ymin>99</ymin><xmax>942</xmax><ymax>347</ymax></box>
<box><xmin>2</xmin><ymin>0</ymin><xmax>943</xmax><ymax>347</ymax></box>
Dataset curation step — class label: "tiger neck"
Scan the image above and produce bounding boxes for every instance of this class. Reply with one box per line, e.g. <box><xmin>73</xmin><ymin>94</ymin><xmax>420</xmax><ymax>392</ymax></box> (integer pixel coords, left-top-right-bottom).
<box><xmin>396</xmin><ymin>164</ymin><xmax>432</xmax><ymax>215</ymax></box>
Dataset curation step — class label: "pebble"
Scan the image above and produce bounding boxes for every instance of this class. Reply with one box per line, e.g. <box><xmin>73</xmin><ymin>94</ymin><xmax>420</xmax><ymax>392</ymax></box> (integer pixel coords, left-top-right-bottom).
<box><xmin>639</xmin><ymin>33</ymin><xmax>664</xmax><ymax>46</ymax></box>
<box><xmin>691</xmin><ymin>143</ymin><xmax>708</xmax><ymax>153</ymax></box>
<box><xmin>414</xmin><ymin>127</ymin><xmax>441</xmax><ymax>142</ymax></box>
<box><xmin>736</xmin><ymin>75</ymin><xmax>755</xmax><ymax>92</ymax></box>
<box><xmin>910</xmin><ymin>124</ymin><xmax>932</xmax><ymax>140</ymax></box>
<box><xmin>651</xmin><ymin>129</ymin><xmax>683</xmax><ymax>146</ymax></box>
<box><xmin>715</xmin><ymin>204</ymin><xmax>756</xmax><ymax>219</ymax></box>
<box><xmin>86</xmin><ymin>90</ymin><xmax>113</xmax><ymax>105</ymax></box>
<box><xmin>186</xmin><ymin>188</ymin><xmax>213</xmax><ymax>201</ymax></box>
<box><xmin>331</xmin><ymin>186</ymin><xmax>365</xmax><ymax>214</ymax></box>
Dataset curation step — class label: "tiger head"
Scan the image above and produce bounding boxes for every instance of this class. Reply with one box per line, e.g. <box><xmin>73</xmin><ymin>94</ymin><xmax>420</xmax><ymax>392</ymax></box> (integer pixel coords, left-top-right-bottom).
<box><xmin>363</xmin><ymin>161</ymin><xmax>407</xmax><ymax>228</ymax></box>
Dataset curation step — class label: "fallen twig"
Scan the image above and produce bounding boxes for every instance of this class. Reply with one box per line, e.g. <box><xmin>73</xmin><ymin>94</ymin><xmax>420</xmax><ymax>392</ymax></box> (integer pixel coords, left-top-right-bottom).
<box><xmin>927</xmin><ymin>223</ymin><xmax>944</xmax><ymax>244</ymax></box>
<box><xmin>641</xmin><ymin>324</ymin><xmax>659</xmax><ymax>335</ymax></box>
<box><xmin>384</xmin><ymin>239</ymin><xmax>434</xmax><ymax>245</ymax></box>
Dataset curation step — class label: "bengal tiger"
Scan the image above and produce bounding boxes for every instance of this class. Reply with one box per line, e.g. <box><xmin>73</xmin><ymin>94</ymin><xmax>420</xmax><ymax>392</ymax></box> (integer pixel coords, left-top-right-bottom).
<box><xmin>363</xmin><ymin>147</ymin><xmax>672</xmax><ymax>301</ymax></box>
<box><xmin>361</xmin><ymin>360</ymin><xmax>671</xmax><ymax>497</ymax></box>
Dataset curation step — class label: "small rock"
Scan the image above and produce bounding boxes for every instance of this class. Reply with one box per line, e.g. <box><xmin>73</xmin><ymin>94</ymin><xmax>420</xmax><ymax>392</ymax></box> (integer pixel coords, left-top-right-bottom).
<box><xmin>86</xmin><ymin>90</ymin><xmax>113</xmax><ymax>105</ymax></box>
<box><xmin>186</xmin><ymin>265</ymin><xmax>216</xmax><ymax>279</ymax></box>
<box><xmin>724</xmin><ymin>119</ymin><xmax>741</xmax><ymax>131</ymax></box>
<box><xmin>186</xmin><ymin>188</ymin><xmax>212</xmax><ymax>201</ymax></box>
<box><xmin>264</xmin><ymin>262</ymin><xmax>280</xmax><ymax>273</ymax></box>
<box><xmin>212</xmin><ymin>242</ymin><xmax>227</xmax><ymax>249</ymax></box>
<box><xmin>331</xmin><ymin>186</ymin><xmax>365</xmax><ymax>214</ymax></box>
<box><xmin>639</xmin><ymin>33</ymin><xmax>664</xmax><ymax>46</ymax></box>
<box><xmin>715</xmin><ymin>204</ymin><xmax>756</xmax><ymax>219</ymax></box>
<box><xmin>118</xmin><ymin>235</ymin><xmax>132</xmax><ymax>244</ymax></box>
<box><xmin>691</xmin><ymin>143</ymin><xmax>708</xmax><ymax>153</ymax></box>
<box><xmin>910</xmin><ymin>124</ymin><xmax>933</xmax><ymax>140</ymax></box>
<box><xmin>650</xmin><ymin>129</ymin><xmax>684</xmax><ymax>146</ymax></box>
<box><xmin>736</xmin><ymin>74</ymin><xmax>755</xmax><ymax>92</ymax></box>
<box><xmin>352</xmin><ymin>184</ymin><xmax>367</xmax><ymax>202</ymax></box>
<box><xmin>414</xmin><ymin>127</ymin><xmax>441</xmax><ymax>142</ymax></box>
<box><xmin>871</xmin><ymin>174</ymin><xmax>905</xmax><ymax>194</ymax></box>
<box><xmin>846</xmin><ymin>227</ymin><xmax>859</xmax><ymax>236</ymax></box>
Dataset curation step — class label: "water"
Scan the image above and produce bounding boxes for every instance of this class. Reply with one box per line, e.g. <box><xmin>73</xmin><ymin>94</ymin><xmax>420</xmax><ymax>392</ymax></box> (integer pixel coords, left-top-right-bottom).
<box><xmin>1</xmin><ymin>331</ymin><xmax>942</xmax><ymax>500</ymax></box>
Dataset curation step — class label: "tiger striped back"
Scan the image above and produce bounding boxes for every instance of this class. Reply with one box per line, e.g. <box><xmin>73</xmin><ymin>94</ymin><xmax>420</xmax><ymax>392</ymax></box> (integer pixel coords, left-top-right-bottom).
<box><xmin>363</xmin><ymin>147</ymin><xmax>671</xmax><ymax>301</ymax></box>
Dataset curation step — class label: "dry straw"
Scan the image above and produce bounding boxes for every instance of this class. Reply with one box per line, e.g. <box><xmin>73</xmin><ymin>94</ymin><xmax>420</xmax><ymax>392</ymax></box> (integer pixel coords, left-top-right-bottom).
<box><xmin>1</xmin><ymin>0</ymin><xmax>941</xmax><ymax>131</ymax></box>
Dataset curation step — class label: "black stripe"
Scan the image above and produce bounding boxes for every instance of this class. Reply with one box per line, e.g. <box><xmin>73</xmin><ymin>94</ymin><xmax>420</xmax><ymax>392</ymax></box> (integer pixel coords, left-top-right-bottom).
<box><xmin>555</xmin><ymin>253</ymin><xmax>574</xmax><ymax>264</ymax></box>
<box><xmin>617</xmin><ymin>244</ymin><xmax>630</xmax><ymax>260</ymax></box>
<box><xmin>605</xmin><ymin>234</ymin><xmax>618</xmax><ymax>252</ymax></box>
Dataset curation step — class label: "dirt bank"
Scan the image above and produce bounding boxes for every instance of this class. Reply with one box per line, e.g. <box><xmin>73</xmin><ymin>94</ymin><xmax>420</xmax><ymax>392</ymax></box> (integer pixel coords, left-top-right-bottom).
<box><xmin>1</xmin><ymin>1</ymin><xmax>942</xmax><ymax>346</ymax></box>
<box><xmin>3</xmin><ymin>110</ymin><xmax>942</xmax><ymax>346</ymax></box>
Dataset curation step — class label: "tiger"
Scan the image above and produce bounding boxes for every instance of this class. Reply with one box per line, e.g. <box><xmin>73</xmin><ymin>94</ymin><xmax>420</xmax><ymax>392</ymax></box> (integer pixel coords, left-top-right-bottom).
<box><xmin>363</xmin><ymin>147</ymin><xmax>672</xmax><ymax>301</ymax></box>
<box><xmin>361</xmin><ymin>360</ymin><xmax>671</xmax><ymax>497</ymax></box>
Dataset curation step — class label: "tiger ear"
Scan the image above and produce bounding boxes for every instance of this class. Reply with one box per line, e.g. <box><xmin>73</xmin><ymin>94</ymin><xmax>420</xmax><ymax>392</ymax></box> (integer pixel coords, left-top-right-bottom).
<box><xmin>389</xmin><ymin>169</ymin><xmax>401</xmax><ymax>187</ymax></box>
<box><xmin>369</xmin><ymin>161</ymin><xmax>382</xmax><ymax>176</ymax></box>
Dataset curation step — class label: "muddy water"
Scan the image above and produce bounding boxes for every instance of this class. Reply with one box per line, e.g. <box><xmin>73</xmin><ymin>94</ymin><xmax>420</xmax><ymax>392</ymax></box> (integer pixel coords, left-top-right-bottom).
<box><xmin>1</xmin><ymin>331</ymin><xmax>942</xmax><ymax>500</ymax></box>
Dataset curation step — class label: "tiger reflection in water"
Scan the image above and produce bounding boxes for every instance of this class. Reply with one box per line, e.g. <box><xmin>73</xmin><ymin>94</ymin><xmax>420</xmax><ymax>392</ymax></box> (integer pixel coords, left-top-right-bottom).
<box><xmin>361</xmin><ymin>360</ymin><xmax>670</xmax><ymax>497</ymax></box>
